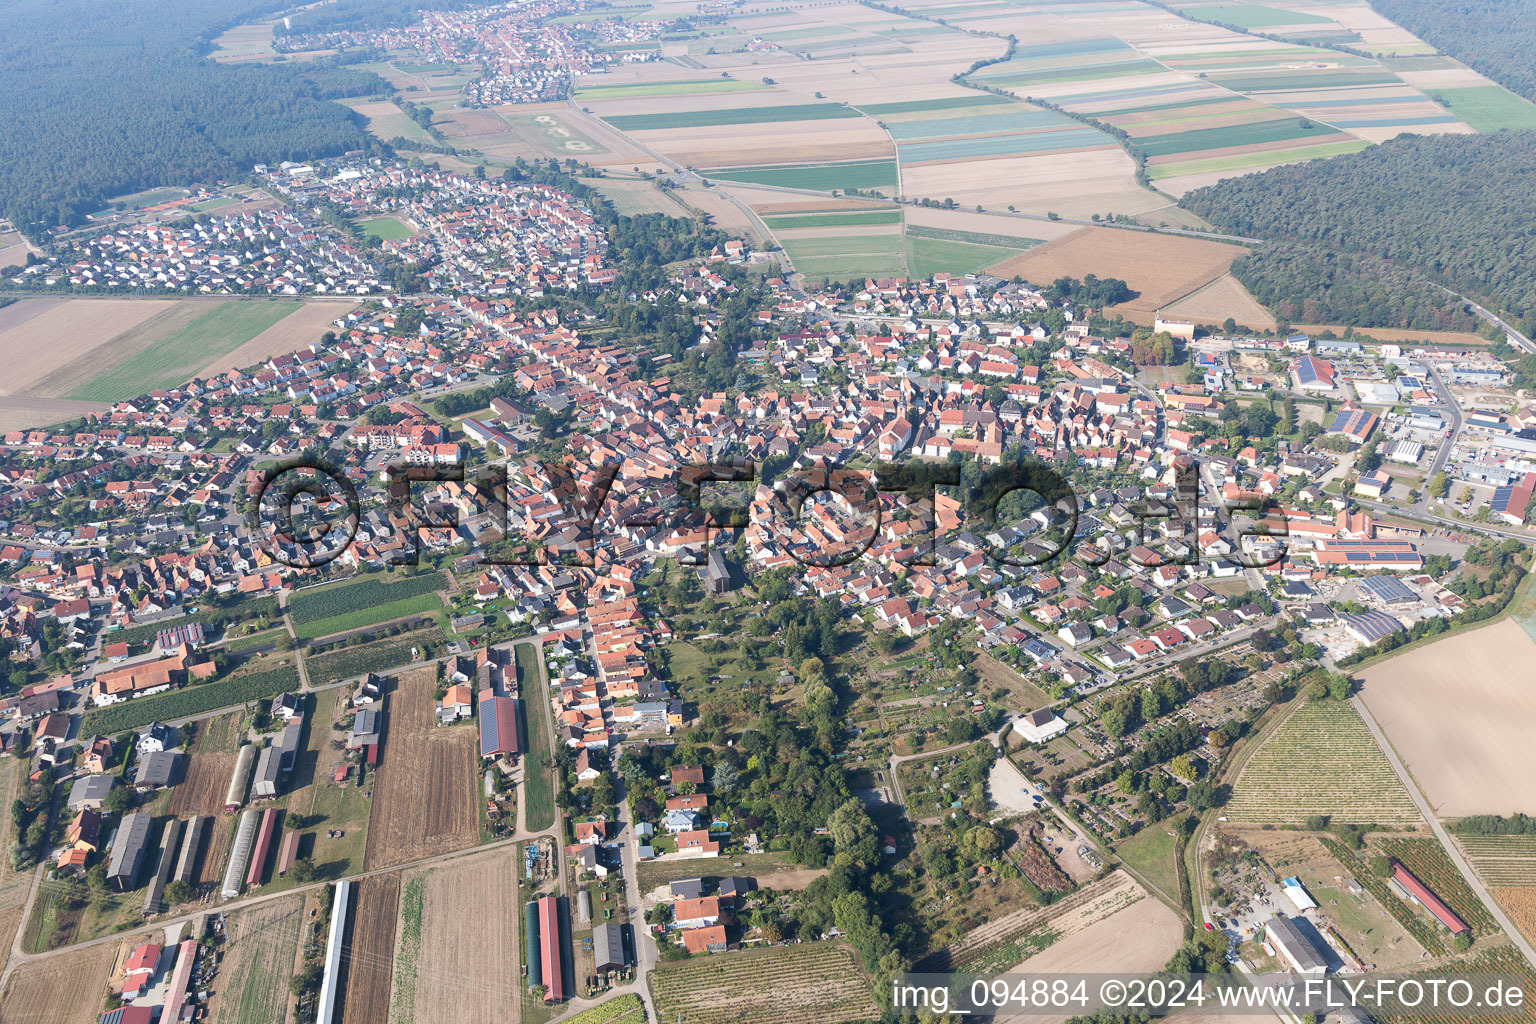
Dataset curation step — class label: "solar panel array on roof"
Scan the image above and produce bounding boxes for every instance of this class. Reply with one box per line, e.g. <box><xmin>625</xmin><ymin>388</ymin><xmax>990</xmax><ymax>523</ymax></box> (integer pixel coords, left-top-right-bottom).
<box><xmin>1360</xmin><ymin>575</ymin><xmax>1416</xmax><ymax>604</ymax></box>
<box><xmin>1341</xmin><ymin>611</ymin><xmax>1405</xmax><ymax>642</ymax></box>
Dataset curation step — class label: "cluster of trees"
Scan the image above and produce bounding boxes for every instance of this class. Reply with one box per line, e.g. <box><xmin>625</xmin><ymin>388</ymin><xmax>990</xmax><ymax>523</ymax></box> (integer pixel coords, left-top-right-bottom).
<box><xmin>0</xmin><ymin>0</ymin><xmax>389</xmax><ymax>233</ymax></box>
<box><xmin>1371</xmin><ymin>0</ymin><xmax>1536</xmax><ymax>104</ymax></box>
<box><xmin>1453</xmin><ymin>813</ymin><xmax>1536</xmax><ymax>836</ymax></box>
<box><xmin>8</xmin><ymin>769</ymin><xmax>52</xmax><ymax>870</ymax></box>
<box><xmin>1181</xmin><ymin>134</ymin><xmax>1536</xmax><ymax>335</ymax></box>
<box><xmin>1044</xmin><ymin>274</ymin><xmax>1135</xmax><ymax>308</ymax></box>
<box><xmin>1128</xmin><ymin>328</ymin><xmax>1181</xmax><ymax>366</ymax></box>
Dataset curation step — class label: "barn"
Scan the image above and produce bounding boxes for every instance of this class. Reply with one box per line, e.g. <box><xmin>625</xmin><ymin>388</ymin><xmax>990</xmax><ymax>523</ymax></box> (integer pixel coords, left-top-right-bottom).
<box><xmin>479</xmin><ymin>694</ymin><xmax>521</xmax><ymax>759</ymax></box>
<box><xmin>245</xmin><ymin>807</ymin><xmax>279</xmax><ymax>888</ymax></box>
<box><xmin>535</xmin><ymin>893</ymin><xmax>567</xmax><ymax>1003</ymax></box>
<box><xmin>107</xmin><ymin>812</ymin><xmax>153</xmax><ymax>892</ymax></box>
<box><xmin>1392</xmin><ymin>862</ymin><xmax>1469</xmax><ymax>934</ymax></box>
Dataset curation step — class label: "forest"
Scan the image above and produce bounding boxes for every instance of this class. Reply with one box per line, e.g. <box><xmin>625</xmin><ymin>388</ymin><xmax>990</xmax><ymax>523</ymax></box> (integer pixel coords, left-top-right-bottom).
<box><xmin>1372</xmin><ymin>0</ymin><xmax>1536</xmax><ymax>102</ymax></box>
<box><xmin>1180</xmin><ymin>132</ymin><xmax>1536</xmax><ymax>333</ymax></box>
<box><xmin>0</xmin><ymin>0</ymin><xmax>385</xmax><ymax>234</ymax></box>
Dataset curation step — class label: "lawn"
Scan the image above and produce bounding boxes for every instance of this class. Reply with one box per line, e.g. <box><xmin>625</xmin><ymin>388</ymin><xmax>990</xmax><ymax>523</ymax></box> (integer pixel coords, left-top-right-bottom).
<box><xmin>517</xmin><ymin>642</ymin><xmax>556</xmax><ymax>832</ymax></box>
<box><xmin>1113</xmin><ymin>817</ymin><xmax>1185</xmax><ymax>900</ymax></box>
<box><xmin>68</xmin><ymin>300</ymin><xmax>301</xmax><ymax>401</ymax></box>
<box><xmin>1431</xmin><ymin>86</ymin><xmax>1536</xmax><ymax>132</ymax></box>
<box><xmin>574</xmin><ymin>79</ymin><xmax>767</xmax><ymax>100</ymax></box>
<box><xmin>601</xmin><ymin>103</ymin><xmax>859</xmax><ymax>131</ymax></box>
<box><xmin>359</xmin><ymin>215</ymin><xmax>415</xmax><ymax>241</ymax></box>
<box><xmin>1180</xmin><ymin>4</ymin><xmax>1333</xmax><ymax>27</ymax></box>
<box><xmin>287</xmin><ymin>572</ymin><xmax>446</xmax><ymax>640</ymax></box>
<box><xmin>704</xmin><ymin>160</ymin><xmax>897</xmax><ymax>192</ymax></box>
<box><xmin>1137</xmin><ymin>116</ymin><xmax>1340</xmax><ymax>158</ymax></box>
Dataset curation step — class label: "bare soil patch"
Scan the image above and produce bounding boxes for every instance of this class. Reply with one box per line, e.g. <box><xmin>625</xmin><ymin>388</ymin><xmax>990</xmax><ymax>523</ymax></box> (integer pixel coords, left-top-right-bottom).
<box><xmin>210</xmin><ymin>896</ymin><xmax>304</xmax><ymax>1024</ymax></box>
<box><xmin>0</xmin><ymin>299</ymin><xmax>176</xmax><ymax>397</ymax></box>
<box><xmin>338</xmin><ymin>874</ymin><xmax>401</xmax><ymax>1024</ymax></box>
<box><xmin>364</xmin><ymin>668</ymin><xmax>478</xmax><ymax>870</ymax></box>
<box><xmin>1358</xmin><ymin>617</ymin><xmax>1536</xmax><ymax>817</ymax></box>
<box><xmin>403</xmin><ymin>850</ymin><xmax>521</xmax><ymax>1022</ymax></box>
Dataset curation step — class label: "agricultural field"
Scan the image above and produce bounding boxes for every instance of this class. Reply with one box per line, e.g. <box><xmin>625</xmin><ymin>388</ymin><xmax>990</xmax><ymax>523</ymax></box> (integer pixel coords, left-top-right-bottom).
<box><xmin>580</xmin><ymin>176</ymin><xmax>691</xmax><ymax>217</ymax></box>
<box><xmin>649</xmin><ymin>942</ymin><xmax>878</xmax><ymax>1024</ymax></box>
<box><xmin>0</xmin><ymin>940</ymin><xmax>116</xmax><ymax>1024</ymax></box>
<box><xmin>987</xmin><ymin>227</ymin><xmax>1253</xmax><ymax>322</ymax></box>
<box><xmin>517</xmin><ymin>642</ymin><xmax>556</xmax><ymax>832</ymax></box>
<box><xmin>287</xmin><ymin>572</ymin><xmax>448</xmax><ymax>640</ymax></box>
<box><xmin>705</xmin><ymin>160</ymin><xmax>897</xmax><ymax>193</ymax></box>
<box><xmin>346</xmin><ymin>100</ymin><xmax>436</xmax><ymax>146</ymax></box>
<box><xmin>338</xmin><ymin>874</ymin><xmax>402</xmax><ymax>1024</ymax></box>
<box><xmin>1373</xmin><ymin>837</ymin><xmax>1499</xmax><ymax>936</ymax></box>
<box><xmin>1358</xmin><ymin>618</ymin><xmax>1536</xmax><ymax>818</ymax></box>
<box><xmin>575</xmin><ymin>78</ymin><xmax>769</xmax><ymax>100</ymax></box>
<box><xmin>1113</xmin><ymin>817</ymin><xmax>1185</xmax><ymax>903</ymax></box>
<box><xmin>81</xmin><ymin>664</ymin><xmax>302</xmax><ymax>735</ymax></box>
<box><xmin>280</xmin><ymin>687</ymin><xmax>373</xmax><ymax>881</ymax></box>
<box><xmin>1457</xmin><ymin>835</ymin><xmax>1536</xmax><ymax>887</ymax></box>
<box><xmin>304</xmin><ymin>627</ymin><xmax>445</xmax><ymax>685</ymax></box>
<box><xmin>1375</xmin><ymin>945</ymin><xmax>1536</xmax><ymax>1024</ymax></box>
<box><xmin>780</xmin><ymin>231</ymin><xmax>904</xmax><ymax>281</ymax></box>
<box><xmin>211</xmin><ymin>897</ymin><xmax>305</xmax><ymax>1024</ymax></box>
<box><xmin>168</xmin><ymin>711</ymin><xmax>246</xmax><ymax>818</ymax></box>
<box><xmin>1428</xmin><ymin>86</ymin><xmax>1536</xmax><ymax>132</ymax></box>
<box><xmin>390</xmin><ymin>849</ymin><xmax>521</xmax><ymax>1023</ymax></box>
<box><xmin>1224</xmin><ymin>700</ymin><xmax>1421</xmax><ymax>826</ymax></box>
<box><xmin>1159</xmin><ymin>272</ymin><xmax>1279</xmax><ymax>330</ymax></box>
<box><xmin>364</xmin><ymin>667</ymin><xmax>479</xmax><ymax>870</ymax></box>
<box><xmin>0</xmin><ymin>228</ymin><xmax>35</xmax><ymax>271</ymax></box>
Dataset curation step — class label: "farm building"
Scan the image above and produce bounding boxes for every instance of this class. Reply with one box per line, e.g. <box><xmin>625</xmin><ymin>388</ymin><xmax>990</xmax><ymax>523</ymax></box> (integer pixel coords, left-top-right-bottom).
<box><xmin>348</xmin><ymin>708</ymin><xmax>382</xmax><ymax>749</ymax></box>
<box><xmin>1014</xmin><ymin>708</ymin><xmax>1069</xmax><ymax>743</ymax></box>
<box><xmin>526</xmin><ymin>901</ymin><xmax>542</xmax><ymax>992</ymax></box>
<box><xmin>1340</xmin><ymin>611</ymin><xmax>1408</xmax><ymax>645</ymax></box>
<box><xmin>135</xmin><ymin>750</ymin><xmax>180</xmax><ymax>792</ymax></box>
<box><xmin>1282</xmin><ymin>877</ymin><xmax>1318</xmax><ymax>912</ymax></box>
<box><xmin>277</xmin><ymin>720</ymin><xmax>303</xmax><ymax>772</ymax></box>
<box><xmin>252</xmin><ymin>744</ymin><xmax>282</xmax><ymax>798</ymax></box>
<box><xmin>99</xmin><ymin>1004</ymin><xmax>155</xmax><ymax>1023</ymax></box>
<box><xmin>173</xmin><ymin>817</ymin><xmax>206</xmax><ymax>884</ymax></box>
<box><xmin>479</xmin><ymin>694</ymin><xmax>520</xmax><ymax>759</ymax></box>
<box><xmin>221</xmin><ymin>808</ymin><xmax>261</xmax><ymax>899</ymax></box>
<box><xmin>156</xmin><ymin>621</ymin><xmax>205</xmax><ymax>651</ymax></box>
<box><xmin>246</xmin><ymin>807</ymin><xmax>279</xmax><ymax>888</ymax></box>
<box><xmin>592</xmin><ymin>922</ymin><xmax>627</xmax><ymax>972</ymax></box>
<box><xmin>439</xmin><ymin>684</ymin><xmax>474</xmax><ymax>724</ymax></box>
<box><xmin>1391</xmin><ymin>862</ymin><xmax>1469</xmax><ymax>934</ymax></box>
<box><xmin>1265</xmin><ymin>916</ymin><xmax>1329</xmax><ymax>976</ymax></box>
<box><xmin>143</xmin><ymin>817</ymin><xmax>185</xmax><ymax>916</ymax></box>
<box><xmin>316</xmin><ymin>879</ymin><xmax>351</xmax><ymax>1024</ymax></box>
<box><xmin>159</xmin><ymin>938</ymin><xmax>198</xmax><ymax>1024</ymax></box>
<box><xmin>534</xmin><ymin>894</ymin><xmax>567</xmax><ymax>1004</ymax></box>
<box><xmin>108</xmin><ymin>811</ymin><xmax>154</xmax><ymax>892</ymax></box>
<box><xmin>225</xmin><ymin>743</ymin><xmax>255</xmax><ymax>812</ymax></box>
<box><xmin>277</xmin><ymin>829</ymin><xmax>301</xmax><ymax>876</ymax></box>
<box><xmin>705</xmin><ymin>547</ymin><xmax>731</xmax><ymax>594</ymax></box>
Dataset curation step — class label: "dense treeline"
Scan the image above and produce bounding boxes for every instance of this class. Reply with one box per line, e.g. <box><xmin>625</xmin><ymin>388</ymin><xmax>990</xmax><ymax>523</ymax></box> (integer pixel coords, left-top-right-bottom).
<box><xmin>1181</xmin><ymin>133</ymin><xmax>1536</xmax><ymax>334</ymax></box>
<box><xmin>0</xmin><ymin>0</ymin><xmax>386</xmax><ymax>234</ymax></box>
<box><xmin>1453</xmin><ymin>813</ymin><xmax>1536</xmax><ymax>835</ymax></box>
<box><xmin>1373</xmin><ymin>0</ymin><xmax>1536</xmax><ymax>103</ymax></box>
<box><xmin>277</xmin><ymin>0</ymin><xmax>479</xmax><ymax>38</ymax></box>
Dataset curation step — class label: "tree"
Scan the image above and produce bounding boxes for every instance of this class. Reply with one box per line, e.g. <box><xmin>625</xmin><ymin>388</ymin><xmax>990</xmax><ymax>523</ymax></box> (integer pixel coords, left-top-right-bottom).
<box><xmin>963</xmin><ymin>825</ymin><xmax>1003</xmax><ymax>860</ymax></box>
<box><xmin>1169</xmin><ymin>754</ymin><xmax>1197</xmax><ymax>780</ymax></box>
<box><xmin>827</xmin><ymin>798</ymin><xmax>879</xmax><ymax>865</ymax></box>
<box><xmin>711</xmin><ymin>761</ymin><xmax>738</xmax><ymax>794</ymax></box>
<box><xmin>103</xmin><ymin>786</ymin><xmax>133</xmax><ymax>814</ymax></box>
<box><xmin>163</xmin><ymin>880</ymin><xmax>192</xmax><ymax>905</ymax></box>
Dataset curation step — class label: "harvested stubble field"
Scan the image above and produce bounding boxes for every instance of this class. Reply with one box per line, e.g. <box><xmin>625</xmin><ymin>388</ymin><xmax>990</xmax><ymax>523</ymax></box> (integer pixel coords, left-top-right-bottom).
<box><xmin>1225</xmin><ymin>700</ymin><xmax>1420</xmax><ymax>825</ymax></box>
<box><xmin>0</xmin><ymin>297</ymin><xmax>173</xmax><ymax>397</ymax></box>
<box><xmin>1158</xmin><ymin>272</ymin><xmax>1278</xmax><ymax>330</ymax></box>
<box><xmin>391</xmin><ymin>849</ymin><xmax>521</xmax><ymax>1023</ymax></box>
<box><xmin>364</xmin><ymin>667</ymin><xmax>479</xmax><ymax>870</ymax></box>
<box><xmin>211</xmin><ymin>896</ymin><xmax>304</xmax><ymax>1024</ymax></box>
<box><xmin>1358</xmin><ymin>618</ymin><xmax>1536</xmax><ymax>817</ymax></box>
<box><xmin>988</xmin><ymin>227</ymin><xmax>1250</xmax><ymax>316</ymax></box>
<box><xmin>339</xmin><ymin>874</ymin><xmax>401</xmax><ymax>1024</ymax></box>
<box><xmin>649</xmin><ymin>942</ymin><xmax>878</xmax><ymax>1024</ymax></box>
<box><xmin>0</xmin><ymin>940</ymin><xmax>116</xmax><ymax>1023</ymax></box>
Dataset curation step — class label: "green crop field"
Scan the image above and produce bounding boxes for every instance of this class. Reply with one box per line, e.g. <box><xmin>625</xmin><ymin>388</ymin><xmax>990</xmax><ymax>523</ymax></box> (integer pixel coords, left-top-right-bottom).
<box><xmin>574</xmin><ymin>79</ymin><xmax>767</xmax><ymax>100</ymax></box>
<box><xmin>1147</xmin><ymin>138</ymin><xmax>1369</xmax><ymax>178</ymax></box>
<box><xmin>705</xmin><ymin>160</ymin><xmax>898</xmax><ymax>191</ymax></box>
<box><xmin>898</xmin><ymin>126</ymin><xmax>1109</xmax><ymax>162</ymax></box>
<box><xmin>1206</xmin><ymin>69</ymin><xmax>1400</xmax><ymax>91</ymax></box>
<box><xmin>906</xmin><ymin>237</ymin><xmax>1016</xmax><ymax>277</ymax></box>
<box><xmin>1180</xmin><ymin>4</ymin><xmax>1333</xmax><ymax>27</ymax></box>
<box><xmin>1430</xmin><ymin>86</ymin><xmax>1536</xmax><ymax>132</ymax></box>
<box><xmin>1138</xmin><ymin>116</ymin><xmax>1340</xmax><ymax>157</ymax></box>
<box><xmin>781</xmin><ymin>235</ymin><xmax>903</xmax><ymax>259</ymax></box>
<box><xmin>859</xmin><ymin>94</ymin><xmax>1011</xmax><ymax>116</ymax></box>
<box><xmin>762</xmin><ymin>210</ymin><xmax>901</xmax><ymax>228</ymax></box>
<box><xmin>1456</xmin><ymin>835</ymin><xmax>1536</xmax><ymax>886</ymax></box>
<box><xmin>287</xmin><ymin>572</ymin><xmax>447</xmax><ymax>640</ymax></box>
<box><xmin>359</xmin><ymin>216</ymin><xmax>415</xmax><ymax>241</ymax></box>
<box><xmin>1375</xmin><ymin>837</ymin><xmax>1499</xmax><ymax>935</ymax></box>
<box><xmin>906</xmin><ymin>224</ymin><xmax>1042</xmax><ymax>248</ymax></box>
<box><xmin>650</xmin><ymin>943</ymin><xmax>878</xmax><ymax>1024</ymax></box>
<box><xmin>68</xmin><ymin>300</ymin><xmax>302</xmax><ymax>401</ymax></box>
<box><xmin>1225</xmin><ymin>700</ymin><xmax>1421</xmax><ymax>825</ymax></box>
<box><xmin>517</xmin><ymin>642</ymin><xmax>556</xmax><ymax>832</ymax></box>
<box><xmin>82</xmin><ymin>665</ymin><xmax>301</xmax><ymax>734</ymax></box>
<box><xmin>601</xmin><ymin>103</ymin><xmax>859</xmax><ymax>131</ymax></box>
<box><xmin>305</xmin><ymin>628</ymin><xmax>445</xmax><ymax>684</ymax></box>
<box><xmin>883</xmin><ymin>109</ymin><xmax>1071</xmax><ymax>139</ymax></box>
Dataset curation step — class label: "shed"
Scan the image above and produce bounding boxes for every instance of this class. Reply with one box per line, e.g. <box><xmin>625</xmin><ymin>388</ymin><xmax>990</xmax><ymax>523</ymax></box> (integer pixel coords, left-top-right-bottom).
<box><xmin>252</xmin><ymin>745</ymin><xmax>282</xmax><ymax>799</ymax></box>
<box><xmin>277</xmin><ymin>829</ymin><xmax>301</xmax><ymax>876</ymax></box>
<box><xmin>277</xmin><ymin>721</ymin><xmax>303</xmax><ymax>772</ymax></box>
<box><xmin>1265</xmin><ymin>916</ymin><xmax>1329</xmax><ymax>976</ymax></box>
<box><xmin>107</xmin><ymin>811</ymin><xmax>153</xmax><ymax>892</ymax></box>
<box><xmin>246</xmin><ymin>807</ymin><xmax>278</xmax><ymax>888</ymax></box>
<box><xmin>592</xmin><ymin>922</ymin><xmax>626</xmax><ymax>972</ymax></box>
